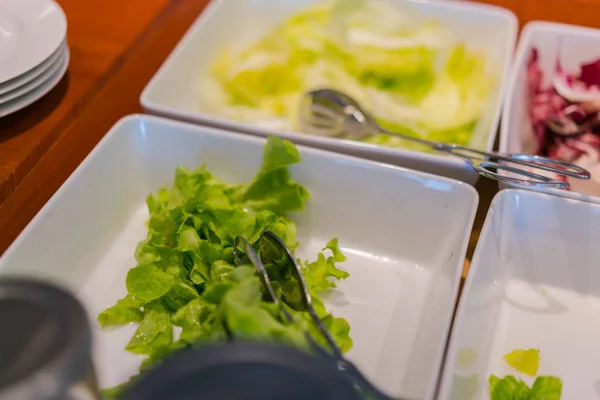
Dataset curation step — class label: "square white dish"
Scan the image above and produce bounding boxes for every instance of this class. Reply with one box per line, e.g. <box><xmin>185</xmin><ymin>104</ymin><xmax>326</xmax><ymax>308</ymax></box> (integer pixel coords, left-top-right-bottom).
<box><xmin>0</xmin><ymin>115</ymin><xmax>478</xmax><ymax>399</ymax></box>
<box><xmin>500</xmin><ymin>21</ymin><xmax>600</xmax><ymax>202</ymax></box>
<box><xmin>140</xmin><ymin>0</ymin><xmax>518</xmax><ymax>185</ymax></box>
<box><xmin>438</xmin><ymin>189</ymin><xmax>600</xmax><ymax>400</ymax></box>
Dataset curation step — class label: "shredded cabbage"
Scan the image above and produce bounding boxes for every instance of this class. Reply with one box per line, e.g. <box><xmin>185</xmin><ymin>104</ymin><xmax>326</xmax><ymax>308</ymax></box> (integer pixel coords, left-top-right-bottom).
<box><xmin>198</xmin><ymin>0</ymin><xmax>495</xmax><ymax>150</ymax></box>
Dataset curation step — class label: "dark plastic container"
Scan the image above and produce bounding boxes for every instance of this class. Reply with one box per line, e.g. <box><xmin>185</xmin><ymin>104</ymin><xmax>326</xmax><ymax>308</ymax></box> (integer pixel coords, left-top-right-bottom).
<box><xmin>122</xmin><ymin>341</ymin><xmax>363</xmax><ymax>400</ymax></box>
<box><xmin>0</xmin><ymin>278</ymin><xmax>99</xmax><ymax>400</ymax></box>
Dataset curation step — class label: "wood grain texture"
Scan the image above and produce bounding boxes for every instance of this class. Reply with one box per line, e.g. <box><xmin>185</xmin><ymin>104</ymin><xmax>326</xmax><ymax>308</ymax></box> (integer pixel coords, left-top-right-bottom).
<box><xmin>0</xmin><ymin>0</ymin><xmax>170</xmax><ymax>205</ymax></box>
<box><xmin>1</xmin><ymin>0</ymin><xmax>600</xmax><ymax>257</ymax></box>
<box><xmin>0</xmin><ymin>0</ymin><xmax>210</xmax><ymax>253</ymax></box>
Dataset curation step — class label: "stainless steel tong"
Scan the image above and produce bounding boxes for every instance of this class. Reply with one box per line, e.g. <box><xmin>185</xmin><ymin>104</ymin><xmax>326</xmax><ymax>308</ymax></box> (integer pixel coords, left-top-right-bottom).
<box><xmin>299</xmin><ymin>88</ymin><xmax>592</xmax><ymax>189</ymax></box>
<box><xmin>233</xmin><ymin>231</ymin><xmax>397</xmax><ymax>400</ymax></box>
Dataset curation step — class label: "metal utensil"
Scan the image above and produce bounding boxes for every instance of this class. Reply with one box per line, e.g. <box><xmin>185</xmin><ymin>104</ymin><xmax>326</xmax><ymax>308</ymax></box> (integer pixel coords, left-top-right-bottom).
<box><xmin>299</xmin><ymin>88</ymin><xmax>592</xmax><ymax>189</ymax></box>
<box><xmin>232</xmin><ymin>236</ymin><xmax>334</xmax><ymax>359</ymax></box>
<box><xmin>233</xmin><ymin>233</ymin><xmax>396</xmax><ymax>400</ymax></box>
<box><xmin>257</xmin><ymin>232</ymin><xmax>342</xmax><ymax>358</ymax></box>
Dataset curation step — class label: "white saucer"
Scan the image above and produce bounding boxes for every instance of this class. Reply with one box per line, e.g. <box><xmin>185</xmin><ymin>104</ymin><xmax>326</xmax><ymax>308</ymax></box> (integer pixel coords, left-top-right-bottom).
<box><xmin>0</xmin><ymin>0</ymin><xmax>67</xmax><ymax>84</ymax></box>
<box><xmin>0</xmin><ymin>45</ymin><xmax>67</xmax><ymax>104</ymax></box>
<box><xmin>0</xmin><ymin>40</ymin><xmax>66</xmax><ymax>95</ymax></box>
<box><xmin>0</xmin><ymin>47</ymin><xmax>69</xmax><ymax>118</ymax></box>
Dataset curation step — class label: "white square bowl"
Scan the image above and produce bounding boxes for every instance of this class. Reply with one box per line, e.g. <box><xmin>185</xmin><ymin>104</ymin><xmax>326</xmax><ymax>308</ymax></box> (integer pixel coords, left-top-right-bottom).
<box><xmin>500</xmin><ymin>21</ymin><xmax>600</xmax><ymax>202</ymax></box>
<box><xmin>0</xmin><ymin>115</ymin><xmax>478</xmax><ymax>399</ymax></box>
<box><xmin>140</xmin><ymin>0</ymin><xmax>517</xmax><ymax>185</ymax></box>
<box><xmin>438</xmin><ymin>189</ymin><xmax>600</xmax><ymax>400</ymax></box>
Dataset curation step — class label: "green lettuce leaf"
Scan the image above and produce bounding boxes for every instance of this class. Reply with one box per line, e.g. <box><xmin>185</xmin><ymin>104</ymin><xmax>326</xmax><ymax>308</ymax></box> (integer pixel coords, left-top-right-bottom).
<box><xmin>489</xmin><ymin>375</ymin><xmax>530</xmax><ymax>400</ymax></box>
<box><xmin>489</xmin><ymin>375</ymin><xmax>563</xmax><ymax>400</ymax></box>
<box><xmin>162</xmin><ymin>281</ymin><xmax>200</xmax><ymax>312</ymax></box>
<box><xmin>172</xmin><ymin>298</ymin><xmax>216</xmax><ymax>344</ymax></box>
<box><xmin>98</xmin><ymin>136</ymin><xmax>351</xmax><ymax>395</ymax></box>
<box><xmin>97</xmin><ymin>295</ymin><xmax>145</xmax><ymax>327</ymax></box>
<box><xmin>302</xmin><ymin>239</ymin><xmax>350</xmax><ymax>294</ymax></box>
<box><xmin>237</xmin><ymin>136</ymin><xmax>309</xmax><ymax>215</ymax></box>
<box><xmin>125</xmin><ymin>309</ymin><xmax>173</xmax><ymax>356</ymax></box>
<box><xmin>177</xmin><ymin>225</ymin><xmax>203</xmax><ymax>252</ymax></box>
<box><xmin>529</xmin><ymin>376</ymin><xmax>562</xmax><ymax>400</ymax></box>
<box><xmin>323</xmin><ymin>238</ymin><xmax>347</xmax><ymax>262</ymax></box>
<box><xmin>504</xmin><ymin>348</ymin><xmax>540</xmax><ymax>377</ymax></box>
<box><xmin>126</xmin><ymin>265</ymin><xmax>174</xmax><ymax>302</ymax></box>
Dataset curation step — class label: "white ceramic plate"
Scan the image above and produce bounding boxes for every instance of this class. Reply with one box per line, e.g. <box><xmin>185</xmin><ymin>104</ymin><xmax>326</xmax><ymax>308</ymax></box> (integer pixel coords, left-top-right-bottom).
<box><xmin>0</xmin><ymin>39</ymin><xmax>66</xmax><ymax>95</ymax></box>
<box><xmin>141</xmin><ymin>0</ymin><xmax>517</xmax><ymax>185</ymax></box>
<box><xmin>0</xmin><ymin>47</ymin><xmax>69</xmax><ymax>118</ymax></box>
<box><xmin>0</xmin><ymin>0</ymin><xmax>67</xmax><ymax>84</ymax></box>
<box><xmin>0</xmin><ymin>45</ymin><xmax>67</xmax><ymax>104</ymax></box>
<box><xmin>0</xmin><ymin>115</ymin><xmax>478</xmax><ymax>399</ymax></box>
<box><xmin>500</xmin><ymin>21</ymin><xmax>600</xmax><ymax>203</ymax></box>
<box><xmin>438</xmin><ymin>189</ymin><xmax>600</xmax><ymax>400</ymax></box>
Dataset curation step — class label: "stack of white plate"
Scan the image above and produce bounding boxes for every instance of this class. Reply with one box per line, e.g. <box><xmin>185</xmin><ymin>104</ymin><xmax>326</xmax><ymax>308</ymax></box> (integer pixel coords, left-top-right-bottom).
<box><xmin>0</xmin><ymin>0</ymin><xmax>68</xmax><ymax>118</ymax></box>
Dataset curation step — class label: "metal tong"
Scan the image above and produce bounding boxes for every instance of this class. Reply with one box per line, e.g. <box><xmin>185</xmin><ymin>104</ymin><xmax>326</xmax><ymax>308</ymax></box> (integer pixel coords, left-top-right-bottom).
<box><xmin>299</xmin><ymin>88</ymin><xmax>592</xmax><ymax>189</ymax></box>
<box><xmin>233</xmin><ymin>231</ymin><xmax>397</xmax><ymax>400</ymax></box>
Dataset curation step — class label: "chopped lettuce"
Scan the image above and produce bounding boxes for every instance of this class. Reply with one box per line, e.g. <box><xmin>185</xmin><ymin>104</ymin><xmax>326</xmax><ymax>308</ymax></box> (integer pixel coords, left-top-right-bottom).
<box><xmin>489</xmin><ymin>375</ymin><xmax>562</xmax><ymax>400</ymax></box>
<box><xmin>489</xmin><ymin>375</ymin><xmax>531</xmax><ymax>399</ymax></box>
<box><xmin>199</xmin><ymin>0</ymin><xmax>494</xmax><ymax>150</ymax></box>
<box><xmin>504</xmin><ymin>348</ymin><xmax>540</xmax><ymax>377</ymax></box>
<box><xmin>98</xmin><ymin>295</ymin><xmax>144</xmax><ymax>327</ymax></box>
<box><xmin>489</xmin><ymin>349</ymin><xmax>562</xmax><ymax>399</ymax></box>
<box><xmin>125</xmin><ymin>265</ymin><xmax>174</xmax><ymax>302</ymax></box>
<box><xmin>98</xmin><ymin>135</ymin><xmax>351</xmax><ymax>395</ymax></box>
<box><xmin>235</xmin><ymin>135</ymin><xmax>309</xmax><ymax>214</ymax></box>
<box><xmin>529</xmin><ymin>376</ymin><xmax>563</xmax><ymax>399</ymax></box>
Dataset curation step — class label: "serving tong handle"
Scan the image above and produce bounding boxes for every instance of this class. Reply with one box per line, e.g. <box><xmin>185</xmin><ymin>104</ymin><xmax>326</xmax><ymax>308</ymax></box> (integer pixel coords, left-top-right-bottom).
<box><xmin>300</xmin><ymin>88</ymin><xmax>592</xmax><ymax>189</ymax></box>
<box><xmin>432</xmin><ymin>143</ymin><xmax>587</xmax><ymax>188</ymax></box>
<box><xmin>233</xmin><ymin>233</ymin><xmax>396</xmax><ymax>400</ymax></box>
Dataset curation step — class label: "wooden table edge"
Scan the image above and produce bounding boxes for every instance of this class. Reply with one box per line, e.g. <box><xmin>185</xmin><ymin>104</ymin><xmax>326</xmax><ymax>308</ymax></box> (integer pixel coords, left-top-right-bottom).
<box><xmin>0</xmin><ymin>0</ymin><xmax>211</xmax><ymax>253</ymax></box>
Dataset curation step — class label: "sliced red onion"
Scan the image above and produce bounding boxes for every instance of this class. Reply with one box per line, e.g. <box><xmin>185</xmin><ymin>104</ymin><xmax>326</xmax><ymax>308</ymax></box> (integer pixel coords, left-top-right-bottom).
<box><xmin>579</xmin><ymin>132</ymin><xmax>600</xmax><ymax>146</ymax></box>
<box><xmin>552</xmin><ymin>140</ymin><xmax>583</xmax><ymax>162</ymax></box>
<box><xmin>544</xmin><ymin>116</ymin><xmax>581</xmax><ymax>137</ymax></box>
<box><xmin>567</xmin><ymin>153</ymin><xmax>600</xmax><ymax>196</ymax></box>
<box><xmin>563</xmin><ymin>104</ymin><xmax>587</xmax><ymax>123</ymax></box>
<box><xmin>527</xmin><ymin>47</ymin><xmax>543</xmax><ymax>97</ymax></box>
<box><xmin>553</xmin><ymin>57</ymin><xmax>600</xmax><ymax>103</ymax></box>
<box><xmin>580</xmin><ymin>59</ymin><xmax>600</xmax><ymax>87</ymax></box>
<box><xmin>581</xmin><ymin>100</ymin><xmax>600</xmax><ymax>113</ymax></box>
<box><xmin>527</xmin><ymin>47</ymin><xmax>600</xmax><ymax>194</ymax></box>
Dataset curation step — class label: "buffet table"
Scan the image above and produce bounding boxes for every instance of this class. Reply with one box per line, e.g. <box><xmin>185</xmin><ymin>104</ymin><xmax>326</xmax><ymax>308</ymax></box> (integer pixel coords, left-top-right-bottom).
<box><xmin>0</xmin><ymin>0</ymin><xmax>592</xmax><ymax>277</ymax></box>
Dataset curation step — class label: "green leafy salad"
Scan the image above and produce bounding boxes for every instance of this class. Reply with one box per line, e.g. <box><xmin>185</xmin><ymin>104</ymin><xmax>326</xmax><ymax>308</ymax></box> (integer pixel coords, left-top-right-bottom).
<box><xmin>199</xmin><ymin>0</ymin><xmax>495</xmax><ymax>152</ymax></box>
<box><xmin>489</xmin><ymin>349</ymin><xmax>562</xmax><ymax>399</ymax></box>
<box><xmin>489</xmin><ymin>375</ymin><xmax>562</xmax><ymax>400</ymax></box>
<box><xmin>98</xmin><ymin>136</ymin><xmax>352</xmax><ymax>396</ymax></box>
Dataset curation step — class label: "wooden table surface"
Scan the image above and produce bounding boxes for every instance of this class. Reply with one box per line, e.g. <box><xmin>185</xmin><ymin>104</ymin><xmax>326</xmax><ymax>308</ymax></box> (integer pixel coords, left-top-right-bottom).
<box><xmin>0</xmin><ymin>0</ymin><xmax>599</xmax><ymax>270</ymax></box>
